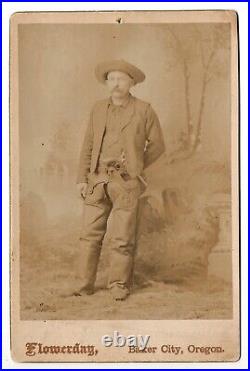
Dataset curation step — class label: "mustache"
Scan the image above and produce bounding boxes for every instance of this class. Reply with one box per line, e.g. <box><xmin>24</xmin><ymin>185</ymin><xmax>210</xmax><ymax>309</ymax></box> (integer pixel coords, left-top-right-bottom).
<box><xmin>112</xmin><ymin>87</ymin><xmax>122</xmax><ymax>93</ymax></box>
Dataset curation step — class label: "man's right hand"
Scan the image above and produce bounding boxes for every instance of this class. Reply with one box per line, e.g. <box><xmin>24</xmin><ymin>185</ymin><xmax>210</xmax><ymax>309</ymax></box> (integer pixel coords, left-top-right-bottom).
<box><xmin>77</xmin><ymin>182</ymin><xmax>88</xmax><ymax>200</ymax></box>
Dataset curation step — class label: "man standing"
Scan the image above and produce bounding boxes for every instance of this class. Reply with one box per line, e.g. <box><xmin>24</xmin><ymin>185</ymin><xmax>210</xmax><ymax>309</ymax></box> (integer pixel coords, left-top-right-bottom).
<box><xmin>75</xmin><ymin>59</ymin><xmax>165</xmax><ymax>301</ymax></box>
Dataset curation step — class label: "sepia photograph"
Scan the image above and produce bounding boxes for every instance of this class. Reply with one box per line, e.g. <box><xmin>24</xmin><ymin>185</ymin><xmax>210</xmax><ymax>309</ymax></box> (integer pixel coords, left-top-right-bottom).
<box><xmin>10</xmin><ymin>10</ymin><xmax>240</xmax><ymax>362</ymax></box>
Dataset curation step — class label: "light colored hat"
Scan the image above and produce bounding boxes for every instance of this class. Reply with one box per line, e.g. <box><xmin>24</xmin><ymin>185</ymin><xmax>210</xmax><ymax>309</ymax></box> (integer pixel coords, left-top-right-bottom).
<box><xmin>95</xmin><ymin>59</ymin><xmax>145</xmax><ymax>84</ymax></box>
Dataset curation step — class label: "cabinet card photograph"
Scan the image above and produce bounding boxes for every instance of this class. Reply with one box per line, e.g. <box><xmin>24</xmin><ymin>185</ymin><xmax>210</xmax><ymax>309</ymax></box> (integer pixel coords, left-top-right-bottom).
<box><xmin>10</xmin><ymin>10</ymin><xmax>240</xmax><ymax>363</ymax></box>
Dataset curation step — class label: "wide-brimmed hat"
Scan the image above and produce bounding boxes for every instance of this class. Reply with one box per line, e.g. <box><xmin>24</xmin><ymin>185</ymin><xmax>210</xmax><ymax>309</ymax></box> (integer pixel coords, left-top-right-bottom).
<box><xmin>95</xmin><ymin>59</ymin><xmax>145</xmax><ymax>84</ymax></box>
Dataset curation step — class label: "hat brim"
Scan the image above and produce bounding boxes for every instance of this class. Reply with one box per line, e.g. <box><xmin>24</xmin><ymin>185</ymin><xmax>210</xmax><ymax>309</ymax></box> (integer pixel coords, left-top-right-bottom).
<box><xmin>95</xmin><ymin>60</ymin><xmax>145</xmax><ymax>85</ymax></box>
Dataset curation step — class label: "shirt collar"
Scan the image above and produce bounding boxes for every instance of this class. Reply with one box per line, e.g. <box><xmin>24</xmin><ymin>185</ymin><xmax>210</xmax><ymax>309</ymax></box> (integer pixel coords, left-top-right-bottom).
<box><xmin>108</xmin><ymin>93</ymin><xmax>132</xmax><ymax>109</ymax></box>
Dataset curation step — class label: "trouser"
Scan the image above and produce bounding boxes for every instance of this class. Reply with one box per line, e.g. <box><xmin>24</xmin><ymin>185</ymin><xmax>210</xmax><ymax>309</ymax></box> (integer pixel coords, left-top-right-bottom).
<box><xmin>79</xmin><ymin>172</ymin><xmax>142</xmax><ymax>291</ymax></box>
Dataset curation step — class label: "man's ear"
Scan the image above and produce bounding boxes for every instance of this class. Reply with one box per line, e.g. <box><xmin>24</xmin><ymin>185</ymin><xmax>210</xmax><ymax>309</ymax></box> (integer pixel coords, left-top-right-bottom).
<box><xmin>130</xmin><ymin>78</ymin><xmax>136</xmax><ymax>87</ymax></box>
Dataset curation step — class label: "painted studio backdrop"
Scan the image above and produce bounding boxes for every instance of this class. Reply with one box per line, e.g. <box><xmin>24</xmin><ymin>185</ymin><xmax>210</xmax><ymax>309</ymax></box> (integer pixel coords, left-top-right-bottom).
<box><xmin>19</xmin><ymin>23</ymin><xmax>232</xmax><ymax>320</ymax></box>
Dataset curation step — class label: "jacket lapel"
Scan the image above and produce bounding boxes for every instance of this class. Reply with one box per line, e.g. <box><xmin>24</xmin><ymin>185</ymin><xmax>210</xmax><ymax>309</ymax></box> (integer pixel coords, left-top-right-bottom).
<box><xmin>120</xmin><ymin>96</ymin><xmax>136</xmax><ymax>131</ymax></box>
<box><xmin>93</xmin><ymin>99</ymin><xmax>109</xmax><ymax>149</ymax></box>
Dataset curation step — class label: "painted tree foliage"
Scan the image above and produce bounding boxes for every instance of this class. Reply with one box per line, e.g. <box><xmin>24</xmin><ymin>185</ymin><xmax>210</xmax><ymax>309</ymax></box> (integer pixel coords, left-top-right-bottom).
<box><xmin>164</xmin><ymin>24</ymin><xmax>230</xmax><ymax>162</ymax></box>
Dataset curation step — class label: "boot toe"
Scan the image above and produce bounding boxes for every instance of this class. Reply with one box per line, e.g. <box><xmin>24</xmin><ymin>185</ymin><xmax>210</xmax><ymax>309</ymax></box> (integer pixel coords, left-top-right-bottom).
<box><xmin>110</xmin><ymin>286</ymin><xmax>129</xmax><ymax>301</ymax></box>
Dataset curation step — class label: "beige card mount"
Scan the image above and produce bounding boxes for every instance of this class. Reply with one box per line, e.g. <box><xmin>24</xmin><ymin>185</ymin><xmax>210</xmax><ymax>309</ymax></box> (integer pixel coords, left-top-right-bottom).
<box><xmin>10</xmin><ymin>10</ymin><xmax>240</xmax><ymax>363</ymax></box>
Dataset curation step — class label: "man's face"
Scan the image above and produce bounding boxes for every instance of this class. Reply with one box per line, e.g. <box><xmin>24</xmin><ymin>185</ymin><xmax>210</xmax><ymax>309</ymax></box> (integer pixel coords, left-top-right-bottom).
<box><xmin>106</xmin><ymin>70</ymin><xmax>134</xmax><ymax>99</ymax></box>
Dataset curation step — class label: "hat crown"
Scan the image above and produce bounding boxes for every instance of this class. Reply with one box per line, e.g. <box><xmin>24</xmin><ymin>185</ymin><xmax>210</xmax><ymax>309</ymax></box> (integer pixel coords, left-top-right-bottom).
<box><xmin>95</xmin><ymin>59</ymin><xmax>145</xmax><ymax>85</ymax></box>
